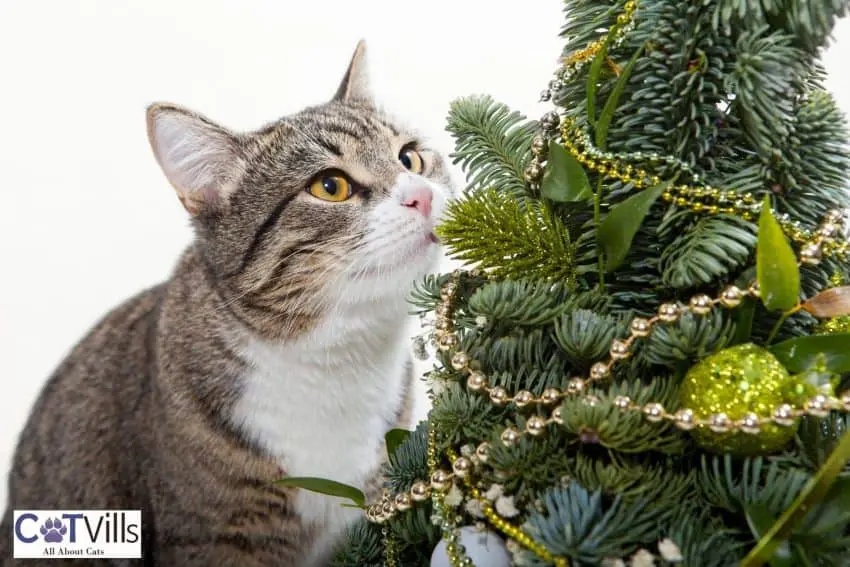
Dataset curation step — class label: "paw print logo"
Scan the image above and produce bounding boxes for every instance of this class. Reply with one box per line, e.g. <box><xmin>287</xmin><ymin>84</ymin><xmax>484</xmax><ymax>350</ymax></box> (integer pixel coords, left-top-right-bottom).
<box><xmin>39</xmin><ymin>517</ymin><xmax>67</xmax><ymax>543</ymax></box>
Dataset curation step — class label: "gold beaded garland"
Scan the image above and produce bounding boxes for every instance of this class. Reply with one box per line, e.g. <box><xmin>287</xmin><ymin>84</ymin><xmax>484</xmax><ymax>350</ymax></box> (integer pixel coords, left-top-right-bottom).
<box><xmin>431</xmin><ymin>470</ymin><xmax>452</xmax><ymax>491</ymax></box>
<box><xmin>451</xmin><ymin>352</ymin><xmax>470</xmax><ymax>371</ymax></box>
<box><xmin>526</xmin><ymin>416</ymin><xmax>548</xmax><ymax>436</ymax></box>
<box><xmin>368</xmin><ymin>241</ymin><xmax>850</xmax><ymax>567</ymax></box>
<box><xmin>452</xmin><ymin>457</ymin><xmax>473</xmax><ymax>478</ymax></box>
<box><xmin>610</xmin><ymin>339</ymin><xmax>631</xmax><ymax>360</ymax></box>
<box><xmin>658</xmin><ymin>302</ymin><xmax>681</xmax><ymax>322</ymax></box>
<box><xmin>501</xmin><ymin>427</ymin><xmax>521</xmax><ymax>446</ymax></box>
<box><xmin>719</xmin><ymin>285</ymin><xmax>743</xmax><ymax>308</ymax></box>
<box><xmin>630</xmin><ymin>317</ymin><xmax>652</xmax><ymax>336</ymax></box>
<box><xmin>514</xmin><ymin>390</ymin><xmax>535</xmax><ymax>407</ymax></box>
<box><xmin>467</xmin><ymin>372</ymin><xmax>487</xmax><ymax>391</ymax></box>
<box><xmin>556</xmin><ymin>116</ymin><xmax>849</xmax><ymax>259</ymax></box>
<box><xmin>490</xmin><ymin>386</ymin><xmax>509</xmax><ymax>405</ymax></box>
<box><xmin>410</xmin><ymin>481</ymin><xmax>431</xmax><ymax>502</ymax></box>
<box><xmin>689</xmin><ymin>294</ymin><xmax>713</xmax><ymax>315</ymax></box>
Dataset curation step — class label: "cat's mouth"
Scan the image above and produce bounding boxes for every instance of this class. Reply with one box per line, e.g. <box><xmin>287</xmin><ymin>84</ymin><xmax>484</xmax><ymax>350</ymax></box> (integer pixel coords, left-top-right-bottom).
<box><xmin>427</xmin><ymin>231</ymin><xmax>440</xmax><ymax>244</ymax></box>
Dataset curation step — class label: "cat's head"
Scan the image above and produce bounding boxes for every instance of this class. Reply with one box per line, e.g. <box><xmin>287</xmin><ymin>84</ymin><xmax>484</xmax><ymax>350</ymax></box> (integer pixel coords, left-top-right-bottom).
<box><xmin>146</xmin><ymin>41</ymin><xmax>453</xmax><ymax>339</ymax></box>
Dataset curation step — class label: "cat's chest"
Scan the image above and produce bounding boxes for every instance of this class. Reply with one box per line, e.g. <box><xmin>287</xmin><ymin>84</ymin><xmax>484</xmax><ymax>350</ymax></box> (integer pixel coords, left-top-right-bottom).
<box><xmin>229</xmin><ymin>320</ymin><xmax>408</xmax><ymax>524</ymax></box>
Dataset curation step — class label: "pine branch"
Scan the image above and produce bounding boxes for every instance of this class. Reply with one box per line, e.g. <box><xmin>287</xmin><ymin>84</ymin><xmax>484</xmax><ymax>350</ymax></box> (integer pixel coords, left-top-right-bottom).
<box><xmin>437</xmin><ymin>189</ymin><xmax>576</xmax><ymax>283</ymax></box>
<box><xmin>446</xmin><ymin>95</ymin><xmax>537</xmax><ymax>199</ymax></box>
<box><xmin>523</xmin><ymin>483</ymin><xmax>673</xmax><ymax>564</ymax></box>
<box><xmin>659</xmin><ymin>215</ymin><xmax>757</xmax><ymax>288</ymax></box>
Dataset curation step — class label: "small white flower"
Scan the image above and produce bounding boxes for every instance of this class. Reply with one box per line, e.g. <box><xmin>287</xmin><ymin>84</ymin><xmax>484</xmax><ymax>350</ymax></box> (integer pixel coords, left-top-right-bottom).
<box><xmin>475</xmin><ymin>315</ymin><xmax>488</xmax><ymax>327</ymax></box>
<box><xmin>443</xmin><ymin>484</ymin><xmax>464</xmax><ymax>508</ymax></box>
<box><xmin>658</xmin><ymin>538</ymin><xmax>683</xmax><ymax>562</ymax></box>
<box><xmin>495</xmin><ymin>495</ymin><xmax>519</xmax><ymax>518</ymax></box>
<box><xmin>630</xmin><ymin>549</ymin><xmax>655</xmax><ymax>567</ymax></box>
<box><xmin>460</xmin><ymin>444</ymin><xmax>475</xmax><ymax>457</ymax></box>
<box><xmin>484</xmin><ymin>484</ymin><xmax>504</xmax><ymax>501</ymax></box>
<box><xmin>601</xmin><ymin>559</ymin><xmax>626</xmax><ymax>567</ymax></box>
<box><xmin>464</xmin><ymin>499</ymin><xmax>485</xmax><ymax>518</ymax></box>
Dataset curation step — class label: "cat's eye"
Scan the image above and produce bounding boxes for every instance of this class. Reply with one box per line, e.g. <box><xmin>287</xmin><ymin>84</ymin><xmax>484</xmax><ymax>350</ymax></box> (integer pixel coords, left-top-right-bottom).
<box><xmin>399</xmin><ymin>148</ymin><xmax>424</xmax><ymax>174</ymax></box>
<box><xmin>308</xmin><ymin>174</ymin><xmax>353</xmax><ymax>202</ymax></box>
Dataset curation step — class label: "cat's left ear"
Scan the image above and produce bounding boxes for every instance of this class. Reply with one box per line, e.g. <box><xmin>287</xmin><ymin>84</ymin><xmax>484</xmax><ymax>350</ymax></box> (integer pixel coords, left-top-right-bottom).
<box><xmin>146</xmin><ymin>103</ymin><xmax>245</xmax><ymax>216</ymax></box>
<box><xmin>332</xmin><ymin>40</ymin><xmax>373</xmax><ymax>106</ymax></box>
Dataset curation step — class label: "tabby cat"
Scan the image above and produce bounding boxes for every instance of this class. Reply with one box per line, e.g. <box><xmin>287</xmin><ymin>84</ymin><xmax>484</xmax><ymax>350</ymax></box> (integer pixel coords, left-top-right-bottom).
<box><xmin>0</xmin><ymin>41</ymin><xmax>452</xmax><ymax>566</ymax></box>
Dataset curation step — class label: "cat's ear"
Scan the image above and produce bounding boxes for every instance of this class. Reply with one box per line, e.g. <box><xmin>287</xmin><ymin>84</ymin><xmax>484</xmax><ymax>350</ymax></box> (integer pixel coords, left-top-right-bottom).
<box><xmin>146</xmin><ymin>103</ymin><xmax>244</xmax><ymax>216</ymax></box>
<box><xmin>332</xmin><ymin>40</ymin><xmax>373</xmax><ymax>106</ymax></box>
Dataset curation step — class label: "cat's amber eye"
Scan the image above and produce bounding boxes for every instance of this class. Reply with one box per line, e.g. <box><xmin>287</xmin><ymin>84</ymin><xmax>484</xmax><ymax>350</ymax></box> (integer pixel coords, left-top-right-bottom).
<box><xmin>308</xmin><ymin>174</ymin><xmax>353</xmax><ymax>202</ymax></box>
<box><xmin>399</xmin><ymin>148</ymin><xmax>424</xmax><ymax>174</ymax></box>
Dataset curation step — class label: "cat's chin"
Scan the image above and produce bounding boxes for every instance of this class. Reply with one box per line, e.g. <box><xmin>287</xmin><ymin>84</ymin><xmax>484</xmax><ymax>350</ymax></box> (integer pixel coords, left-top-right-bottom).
<box><xmin>348</xmin><ymin>235</ymin><xmax>440</xmax><ymax>285</ymax></box>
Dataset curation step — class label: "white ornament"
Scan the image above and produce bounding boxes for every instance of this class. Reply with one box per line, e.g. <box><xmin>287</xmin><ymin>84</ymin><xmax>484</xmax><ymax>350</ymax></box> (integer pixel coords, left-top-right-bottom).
<box><xmin>494</xmin><ymin>495</ymin><xmax>519</xmax><ymax>518</ymax></box>
<box><xmin>658</xmin><ymin>538</ymin><xmax>683</xmax><ymax>562</ymax></box>
<box><xmin>444</xmin><ymin>484</ymin><xmax>464</xmax><ymax>508</ymax></box>
<box><xmin>631</xmin><ymin>548</ymin><xmax>655</xmax><ymax>567</ymax></box>
<box><xmin>464</xmin><ymin>499</ymin><xmax>485</xmax><ymax>519</ymax></box>
<box><xmin>430</xmin><ymin>526</ymin><xmax>511</xmax><ymax>567</ymax></box>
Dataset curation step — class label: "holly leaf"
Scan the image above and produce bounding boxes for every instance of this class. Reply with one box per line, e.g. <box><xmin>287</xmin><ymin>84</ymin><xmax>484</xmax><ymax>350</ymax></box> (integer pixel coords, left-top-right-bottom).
<box><xmin>385</xmin><ymin>428</ymin><xmax>411</xmax><ymax>457</ymax></box>
<box><xmin>801</xmin><ymin>286</ymin><xmax>850</xmax><ymax>318</ymax></box>
<box><xmin>540</xmin><ymin>141</ymin><xmax>592</xmax><ymax>202</ymax></box>
<box><xmin>275</xmin><ymin>477</ymin><xmax>365</xmax><ymax>507</ymax></box>
<box><xmin>770</xmin><ymin>334</ymin><xmax>850</xmax><ymax>374</ymax></box>
<box><xmin>757</xmin><ymin>197</ymin><xmax>800</xmax><ymax>311</ymax></box>
<box><xmin>599</xmin><ymin>181</ymin><xmax>669</xmax><ymax>272</ymax></box>
<box><xmin>596</xmin><ymin>45</ymin><xmax>643</xmax><ymax>151</ymax></box>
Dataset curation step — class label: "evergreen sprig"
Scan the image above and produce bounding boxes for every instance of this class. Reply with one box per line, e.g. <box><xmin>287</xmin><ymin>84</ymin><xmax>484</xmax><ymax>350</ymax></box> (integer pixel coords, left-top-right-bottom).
<box><xmin>437</xmin><ymin>188</ymin><xmax>576</xmax><ymax>283</ymax></box>
<box><xmin>339</xmin><ymin>0</ymin><xmax>850</xmax><ymax>562</ymax></box>
<box><xmin>446</xmin><ymin>95</ymin><xmax>537</xmax><ymax>199</ymax></box>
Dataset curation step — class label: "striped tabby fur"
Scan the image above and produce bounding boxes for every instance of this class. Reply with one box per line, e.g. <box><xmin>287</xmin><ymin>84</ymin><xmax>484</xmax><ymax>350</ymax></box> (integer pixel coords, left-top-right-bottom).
<box><xmin>0</xmin><ymin>41</ymin><xmax>452</xmax><ymax>566</ymax></box>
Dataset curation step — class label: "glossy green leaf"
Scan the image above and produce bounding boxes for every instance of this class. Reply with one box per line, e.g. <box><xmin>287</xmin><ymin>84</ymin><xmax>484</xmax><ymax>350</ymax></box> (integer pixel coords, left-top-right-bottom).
<box><xmin>757</xmin><ymin>198</ymin><xmax>800</xmax><ymax>311</ymax></box>
<box><xmin>275</xmin><ymin>477</ymin><xmax>365</xmax><ymax>507</ymax></box>
<box><xmin>596</xmin><ymin>45</ymin><xmax>643</xmax><ymax>151</ymax></box>
<box><xmin>742</xmin><ymin>430</ymin><xmax>850</xmax><ymax>567</ymax></box>
<box><xmin>803</xmin><ymin>477</ymin><xmax>850</xmax><ymax>535</ymax></box>
<box><xmin>385</xmin><ymin>428</ymin><xmax>411</xmax><ymax>457</ymax></box>
<box><xmin>770</xmin><ymin>334</ymin><xmax>850</xmax><ymax>373</ymax></box>
<box><xmin>745</xmin><ymin>503</ymin><xmax>794</xmax><ymax>567</ymax></box>
<box><xmin>599</xmin><ymin>181</ymin><xmax>669</xmax><ymax>272</ymax></box>
<box><xmin>540</xmin><ymin>141</ymin><xmax>592</xmax><ymax>202</ymax></box>
<box><xmin>586</xmin><ymin>35</ymin><xmax>611</xmax><ymax>127</ymax></box>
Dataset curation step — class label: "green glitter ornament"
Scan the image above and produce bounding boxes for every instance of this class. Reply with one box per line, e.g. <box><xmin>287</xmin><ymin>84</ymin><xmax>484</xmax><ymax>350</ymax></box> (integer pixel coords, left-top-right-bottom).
<box><xmin>679</xmin><ymin>343</ymin><xmax>799</xmax><ymax>455</ymax></box>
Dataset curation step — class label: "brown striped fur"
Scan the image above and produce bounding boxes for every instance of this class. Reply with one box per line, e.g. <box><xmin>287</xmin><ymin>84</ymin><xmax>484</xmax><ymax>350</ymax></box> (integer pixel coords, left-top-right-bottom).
<box><xmin>0</xmin><ymin>41</ymin><xmax>448</xmax><ymax>566</ymax></box>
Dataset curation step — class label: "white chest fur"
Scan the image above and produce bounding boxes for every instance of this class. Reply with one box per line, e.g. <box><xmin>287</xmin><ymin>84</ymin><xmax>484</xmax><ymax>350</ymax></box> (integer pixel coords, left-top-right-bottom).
<box><xmin>229</xmin><ymin>303</ymin><xmax>411</xmax><ymax>565</ymax></box>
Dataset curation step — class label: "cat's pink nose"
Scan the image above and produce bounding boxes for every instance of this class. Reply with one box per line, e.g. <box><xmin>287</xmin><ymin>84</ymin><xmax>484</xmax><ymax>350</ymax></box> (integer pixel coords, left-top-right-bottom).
<box><xmin>402</xmin><ymin>186</ymin><xmax>433</xmax><ymax>218</ymax></box>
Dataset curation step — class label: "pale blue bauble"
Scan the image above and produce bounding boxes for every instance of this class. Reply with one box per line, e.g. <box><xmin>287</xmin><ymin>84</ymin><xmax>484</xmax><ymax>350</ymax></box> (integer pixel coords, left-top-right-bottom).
<box><xmin>430</xmin><ymin>526</ymin><xmax>511</xmax><ymax>567</ymax></box>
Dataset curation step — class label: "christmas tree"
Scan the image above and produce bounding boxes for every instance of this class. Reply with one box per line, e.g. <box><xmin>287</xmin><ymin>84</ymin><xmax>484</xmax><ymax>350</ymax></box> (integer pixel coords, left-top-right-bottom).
<box><xmin>323</xmin><ymin>1</ymin><xmax>850</xmax><ymax>565</ymax></box>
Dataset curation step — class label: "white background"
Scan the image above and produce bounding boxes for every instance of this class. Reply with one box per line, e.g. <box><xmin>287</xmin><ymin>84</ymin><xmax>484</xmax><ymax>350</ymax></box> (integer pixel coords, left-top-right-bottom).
<box><xmin>0</xmin><ymin>1</ymin><xmax>848</xmax><ymax>511</ymax></box>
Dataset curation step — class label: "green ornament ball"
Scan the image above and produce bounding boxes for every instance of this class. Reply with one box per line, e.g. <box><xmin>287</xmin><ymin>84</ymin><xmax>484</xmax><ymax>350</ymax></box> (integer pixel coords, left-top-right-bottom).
<box><xmin>679</xmin><ymin>343</ymin><xmax>798</xmax><ymax>455</ymax></box>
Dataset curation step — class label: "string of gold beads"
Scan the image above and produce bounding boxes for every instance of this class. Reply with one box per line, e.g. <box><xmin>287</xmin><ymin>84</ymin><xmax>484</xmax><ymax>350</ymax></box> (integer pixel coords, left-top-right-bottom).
<box><xmin>610</xmin><ymin>392</ymin><xmax>850</xmax><ymax>433</ymax></box>
<box><xmin>370</xmin><ymin>209</ymin><xmax>850</xmax><ymax>560</ymax></box>
<box><xmin>560</xmin><ymin>118</ymin><xmax>760</xmax><ymax>219</ymax></box>
<box><xmin>541</xmin><ymin>0</ymin><xmax>639</xmax><ymax>103</ymax></box>
<box><xmin>445</xmin><ymin>449</ymin><xmax>570</xmax><ymax>567</ymax></box>
<box><xmin>798</xmin><ymin>209</ymin><xmax>848</xmax><ymax>265</ymax></box>
<box><xmin>382</xmin><ymin>526</ymin><xmax>399</xmax><ymax>567</ymax></box>
<box><xmin>557</xmin><ymin>118</ymin><xmax>849</xmax><ymax>259</ymax></box>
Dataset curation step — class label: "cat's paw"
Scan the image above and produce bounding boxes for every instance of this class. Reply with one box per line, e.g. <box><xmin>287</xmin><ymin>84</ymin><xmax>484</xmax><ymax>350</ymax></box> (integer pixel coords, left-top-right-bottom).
<box><xmin>39</xmin><ymin>517</ymin><xmax>68</xmax><ymax>543</ymax></box>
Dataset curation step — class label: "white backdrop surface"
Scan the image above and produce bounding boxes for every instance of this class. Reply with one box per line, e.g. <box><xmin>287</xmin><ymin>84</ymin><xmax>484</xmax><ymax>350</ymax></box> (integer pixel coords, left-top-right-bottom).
<box><xmin>0</xmin><ymin>0</ymin><xmax>848</xmax><ymax>511</ymax></box>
